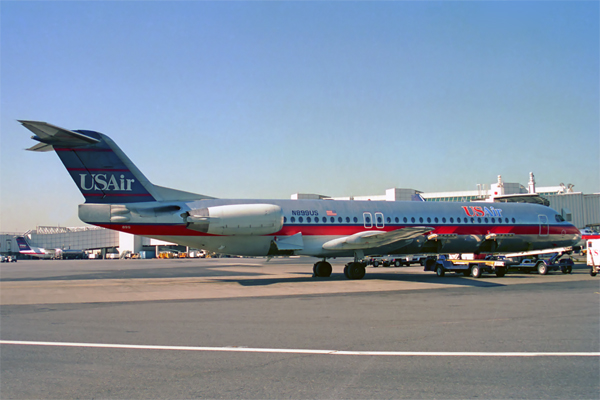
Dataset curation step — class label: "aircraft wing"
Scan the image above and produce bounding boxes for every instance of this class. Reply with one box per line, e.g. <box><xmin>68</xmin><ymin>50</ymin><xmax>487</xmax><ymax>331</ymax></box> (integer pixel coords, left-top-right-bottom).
<box><xmin>322</xmin><ymin>226</ymin><xmax>434</xmax><ymax>251</ymax></box>
<box><xmin>19</xmin><ymin>120</ymin><xmax>100</xmax><ymax>152</ymax></box>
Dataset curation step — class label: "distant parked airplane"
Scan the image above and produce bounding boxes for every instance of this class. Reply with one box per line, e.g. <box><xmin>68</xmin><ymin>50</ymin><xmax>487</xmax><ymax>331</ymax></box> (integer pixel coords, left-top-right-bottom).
<box><xmin>16</xmin><ymin>236</ymin><xmax>54</xmax><ymax>259</ymax></box>
<box><xmin>20</xmin><ymin>120</ymin><xmax>581</xmax><ymax>279</ymax></box>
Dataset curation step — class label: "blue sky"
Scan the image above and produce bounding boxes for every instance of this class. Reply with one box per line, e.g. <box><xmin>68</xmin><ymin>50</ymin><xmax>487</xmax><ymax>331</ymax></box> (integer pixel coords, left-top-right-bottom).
<box><xmin>1</xmin><ymin>1</ymin><xmax>598</xmax><ymax>232</ymax></box>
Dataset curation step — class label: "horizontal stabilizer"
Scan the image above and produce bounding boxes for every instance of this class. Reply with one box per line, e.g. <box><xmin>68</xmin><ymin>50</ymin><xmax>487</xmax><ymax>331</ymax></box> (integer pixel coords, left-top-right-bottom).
<box><xmin>322</xmin><ymin>226</ymin><xmax>434</xmax><ymax>251</ymax></box>
<box><xmin>20</xmin><ymin>120</ymin><xmax>100</xmax><ymax>151</ymax></box>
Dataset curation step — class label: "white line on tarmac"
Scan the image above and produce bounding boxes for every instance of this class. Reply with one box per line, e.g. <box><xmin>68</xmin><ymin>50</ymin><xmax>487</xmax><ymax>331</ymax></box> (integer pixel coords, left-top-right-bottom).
<box><xmin>1</xmin><ymin>340</ymin><xmax>598</xmax><ymax>357</ymax></box>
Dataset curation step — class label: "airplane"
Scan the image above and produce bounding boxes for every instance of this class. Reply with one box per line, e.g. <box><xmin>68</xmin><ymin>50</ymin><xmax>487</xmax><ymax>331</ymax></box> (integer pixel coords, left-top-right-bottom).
<box><xmin>19</xmin><ymin>120</ymin><xmax>581</xmax><ymax>279</ymax></box>
<box><xmin>16</xmin><ymin>236</ymin><xmax>54</xmax><ymax>259</ymax></box>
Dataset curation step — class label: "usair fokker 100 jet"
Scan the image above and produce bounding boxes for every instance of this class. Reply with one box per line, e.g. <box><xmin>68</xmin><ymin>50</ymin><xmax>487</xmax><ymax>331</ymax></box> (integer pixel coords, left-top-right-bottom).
<box><xmin>19</xmin><ymin>121</ymin><xmax>581</xmax><ymax>279</ymax></box>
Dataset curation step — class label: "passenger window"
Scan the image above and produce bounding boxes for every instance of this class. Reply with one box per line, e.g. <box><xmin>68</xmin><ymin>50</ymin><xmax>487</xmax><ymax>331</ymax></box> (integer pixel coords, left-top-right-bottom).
<box><xmin>434</xmin><ymin>217</ymin><xmax>439</xmax><ymax>223</ymax></box>
<box><xmin>449</xmin><ymin>217</ymin><xmax>453</xmax><ymax>223</ymax></box>
<box><xmin>512</xmin><ymin>218</ymin><xmax>516</xmax><ymax>223</ymax></box>
<box><xmin>484</xmin><ymin>218</ymin><xmax>488</xmax><ymax>223</ymax></box>
<box><xmin>404</xmin><ymin>217</ymin><xmax>408</xmax><ymax>223</ymax></box>
<box><xmin>427</xmin><ymin>217</ymin><xmax>431</xmax><ymax>223</ymax></box>
<box><xmin>491</xmin><ymin>218</ymin><xmax>495</xmax><ymax>223</ymax></box>
<box><xmin>395</xmin><ymin>217</ymin><xmax>399</xmax><ymax>223</ymax></box>
<box><xmin>365</xmin><ymin>216</ymin><xmax>371</xmax><ymax>223</ymax></box>
<box><xmin>330</xmin><ymin>217</ymin><xmax>335</xmax><ymax>223</ymax></box>
<box><xmin>284</xmin><ymin>217</ymin><xmax>287</xmax><ymax>223</ymax></box>
<box><xmin>411</xmin><ymin>217</ymin><xmax>415</xmax><ymax>223</ymax></box>
<box><xmin>419</xmin><ymin>217</ymin><xmax>423</xmax><ymax>223</ymax></box>
<box><xmin>307</xmin><ymin>217</ymin><xmax>311</xmax><ymax>223</ymax></box>
<box><xmin>291</xmin><ymin>217</ymin><xmax>296</xmax><ymax>223</ymax></box>
<box><xmin>315</xmin><ymin>217</ymin><xmax>319</xmax><ymax>223</ymax></box>
<box><xmin>505</xmin><ymin>218</ymin><xmax>509</xmax><ymax>223</ymax></box>
<box><xmin>477</xmin><ymin>218</ymin><xmax>482</xmax><ymax>223</ymax></box>
<box><xmin>457</xmin><ymin>217</ymin><xmax>461</xmax><ymax>223</ymax></box>
<box><xmin>346</xmin><ymin>217</ymin><xmax>351</xmax><ymax>223</ymax></box>
<box><xmin>338</xmin><ymin>217</ymin><xmax>342</xmax><ymax>223</ymax></box>
<box><xmin>299</xmin><ymin>217</ymin><xmax>304</xmax><ymax>223</ymax></box>
<box><xmin>387</xmin><ymin>217</ymin><xmax>391</xmax><ymax>223</ymax></box>
<box><xmin>353</xmin><ymin>217</ymin><xmax>358</xmax><ymax>223</ymax></box>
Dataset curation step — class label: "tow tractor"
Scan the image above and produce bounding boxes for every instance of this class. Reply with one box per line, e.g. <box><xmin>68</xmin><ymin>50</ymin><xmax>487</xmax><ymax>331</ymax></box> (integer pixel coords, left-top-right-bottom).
<box><xmin>504</xmin><ymin>247</ymin><xmax>575</xmax><ymax>275</ymax></box>
<box><xmin>425</xmin><ymin>246</ymin><xmax>577</xmax><ymax>278</ymax></box>
<box><xmin>425</xmin><ymin>254</ymin><xmax>511</xmax><ymax>278</ymax></box>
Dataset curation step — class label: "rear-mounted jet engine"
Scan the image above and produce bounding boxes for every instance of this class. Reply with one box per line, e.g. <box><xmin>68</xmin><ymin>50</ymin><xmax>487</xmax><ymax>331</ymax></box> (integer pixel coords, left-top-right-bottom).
<box><xmin>184</xmin><ymin>204</ymin><xmax>283</xmax><ymax>236</ymax></box>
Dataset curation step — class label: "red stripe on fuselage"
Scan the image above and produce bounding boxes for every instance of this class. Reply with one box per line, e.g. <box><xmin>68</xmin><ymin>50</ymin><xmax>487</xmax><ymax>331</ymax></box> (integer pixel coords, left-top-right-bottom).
<box><xmin>95</xmin><ymin>223</ymin><xmax>580</xmax><ymax>237</ymax></box>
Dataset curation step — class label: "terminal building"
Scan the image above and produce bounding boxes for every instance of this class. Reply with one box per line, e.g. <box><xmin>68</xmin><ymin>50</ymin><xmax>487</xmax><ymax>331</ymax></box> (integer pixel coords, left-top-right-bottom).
<box><xmin>1</xmin><ymin>173</ymin><xmax>598</xmax><ymax>258</ymax></box>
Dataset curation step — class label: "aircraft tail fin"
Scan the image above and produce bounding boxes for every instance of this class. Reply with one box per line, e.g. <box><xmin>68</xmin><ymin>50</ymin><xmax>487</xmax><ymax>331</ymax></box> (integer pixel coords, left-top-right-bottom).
<box><xmin>16</xmin><ymin>236</ymin><xmax>38</xmax><ymax>254</ymax></box>
<box><xmin>20</xmin><ymin>121</ymin><xmax>213</xmax><ymax>204</ymax></box>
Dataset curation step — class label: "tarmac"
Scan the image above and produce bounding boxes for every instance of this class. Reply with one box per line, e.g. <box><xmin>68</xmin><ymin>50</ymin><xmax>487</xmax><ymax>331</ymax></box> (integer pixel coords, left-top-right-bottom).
<box><xmin>1</xmin><ymin>257</ymin><xmax>599</xmax><ymax>399</ymax></box>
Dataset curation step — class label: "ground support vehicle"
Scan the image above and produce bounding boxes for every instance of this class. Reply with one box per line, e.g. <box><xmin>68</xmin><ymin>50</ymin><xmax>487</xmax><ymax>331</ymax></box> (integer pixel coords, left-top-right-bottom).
<box><xmin>505</xmin><ymin>247</ymin><xmax>575</xmax><ymax>275</ymax></box>
<box><xmin>426</xmin><ymin>257</ymin><xmax>509</xmax><ymax>278</ymax></box>
<box><xmin>587</xmin><ymin>239</ymin><xmax>600</xmax><ymax>277</ymax></box>
<box><xmin>366</xmin><ymin>256</ymin><xmax>402</xmax><ymax>268</ymax></box>
<box><xmin>367</xmin><ymin>255</ymin><xmax>430</xmax><ymax>268</ymax></box>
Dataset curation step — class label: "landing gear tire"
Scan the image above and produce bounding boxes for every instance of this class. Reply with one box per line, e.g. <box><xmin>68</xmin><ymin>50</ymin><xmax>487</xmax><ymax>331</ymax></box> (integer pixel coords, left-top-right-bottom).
<box><xmin>345</xmin><ymin>262</ymin><xmax>366</xmax><ymax>280</ymax></box>
<box><xmin>590</xmin><ymin>268</ymin><xmax>597</xmax><ymax>277</ymax></box>
<box><xmin>537</xmin><ymin>262</ymin><xmax>548</xmax><ymax>275</ymax></box>
<box><xmin>313</xmin><ymin>261</ymin><xmax>332</xmax><ymax>277</ymax></box>
<box><xmin>436</xmin><ymin>266</ymin><xmax>445</xmax><ymax>277</ymax></box>
<box><xmin>471</xmin><ymin>264</ymin><xmax>482</xmax><ymax>278</ymax></box>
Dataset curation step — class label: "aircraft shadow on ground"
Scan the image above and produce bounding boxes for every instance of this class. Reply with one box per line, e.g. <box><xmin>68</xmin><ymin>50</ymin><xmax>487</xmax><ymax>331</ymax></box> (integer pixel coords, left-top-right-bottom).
<box><xmin>221</xmin><ymin>271</ymin><xmax>505</xmax><ymax>288</ymax></box>
<box><xmin>1</xmin><ymin>267</ymin><xmax>263</xmax><ymax>282</ymax></box>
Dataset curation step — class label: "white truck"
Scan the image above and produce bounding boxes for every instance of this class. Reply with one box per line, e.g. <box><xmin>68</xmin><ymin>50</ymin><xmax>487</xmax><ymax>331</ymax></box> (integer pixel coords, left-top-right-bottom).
<box><xmin>588</xmin><ymin>239</ymin><xmax>600</xmax><ymax>277</ymax></box>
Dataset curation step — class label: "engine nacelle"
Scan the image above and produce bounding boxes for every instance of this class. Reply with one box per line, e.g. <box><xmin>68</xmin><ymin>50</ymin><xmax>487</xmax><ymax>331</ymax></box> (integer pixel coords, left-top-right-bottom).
<box><xmin>185</xmin><ymin>203</ymin><xmax>283</xmax><ymax>236</ymax></box>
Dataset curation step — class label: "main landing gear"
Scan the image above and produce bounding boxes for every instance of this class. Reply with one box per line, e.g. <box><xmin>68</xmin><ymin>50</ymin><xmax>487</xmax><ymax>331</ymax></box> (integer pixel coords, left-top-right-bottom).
<box><xmin>313</xmin><ymin>261</ymin><xmax>333</xmax><ymax>277</ymax></box>
<box><xmin>343</xmin><ymin>262</ymin><xmax>366</xmax><ymax>280</ymax></box>
<box><xmin>313</xmin><ymin>252</ymin><xmax>367</xmax><ymax>280</ymax></box>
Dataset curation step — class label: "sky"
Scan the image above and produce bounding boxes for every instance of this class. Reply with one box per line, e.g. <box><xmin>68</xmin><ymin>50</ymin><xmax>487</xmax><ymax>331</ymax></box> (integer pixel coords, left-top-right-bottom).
<box><xmin>1</xmin><ymin>1</ymin><xmax>599</xmax><ymax>232</ymax></box>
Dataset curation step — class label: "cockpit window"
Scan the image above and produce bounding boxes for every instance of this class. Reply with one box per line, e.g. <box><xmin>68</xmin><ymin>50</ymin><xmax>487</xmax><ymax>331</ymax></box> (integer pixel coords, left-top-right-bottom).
<box><xmin>555</xmin><ymin>214</ymin><xmax>565</xmax><ymax>222</ymax></box>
